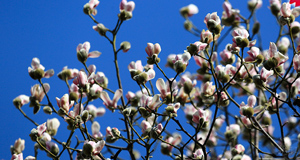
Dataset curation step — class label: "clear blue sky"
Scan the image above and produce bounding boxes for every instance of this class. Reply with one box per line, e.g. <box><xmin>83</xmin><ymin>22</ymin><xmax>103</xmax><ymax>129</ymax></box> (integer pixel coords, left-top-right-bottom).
<box><xmin>0</xmin><ymin>0</ymin><xmax>294</xmax><ymax>159</ymax></box>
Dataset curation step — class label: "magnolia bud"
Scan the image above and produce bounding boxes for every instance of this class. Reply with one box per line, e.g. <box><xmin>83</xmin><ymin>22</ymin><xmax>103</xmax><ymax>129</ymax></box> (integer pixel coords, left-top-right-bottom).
<box><xmin>118</xmin><ymin>10</ymin><xmax>132</xmax><ymax>21</ymax></box>
<box><xmin>252</xmin><ymin>22</ymin><xmax>260</xmax><ymax>35</ymax></box>
<box><xmin>94</xmin><ymin>23</ymin><xmax>109</xmax><ymax>36</ymax></box>
<box><xmin>29</xmin><ymin>69</ymin><xmax>45</xmax><ymax>80</ymax></box>
<box><xmin>57</xmin><ymin>69</ymin><xmax>71</xmax><ymax>81</ymax></box>
<box><xmin>135</xmin><ymin>72</ymin><xmax>148</xmax><ymax>84</ymax></box>
<box><xmin>82</xmin><ymin>143</ymin><xmax>93</xmax><ymax>157</ymax></box>
<box><xmin>256</xmin><ymin>54</ymin><xmax>264</xmax><ymax>65</ymax></box>
<box><xmin>174</xmin><ymin>61</ymin><xmax>186</xmax><ymax>73</ymax></box>
<box><xmin>242</xmin><ymin>107</ymin><xmax>254</xmax><ymax>118</ymax></box>
<box><xmin>184</xmin><ymin>20</ymin><xmax>193</xmax><ymax>31</ymax></box>
<box><xmin>183</xmin><ymin>81</ymin><xmax>193</xmax><ymax>94</ymax></box>
<box><xmin>120</xmin><ymin>41</ymin><xmax>131</xmax><ymax>53</ymax></box>
<box><xmin>81</xmin><ymin>110</ymin><xmax>89</xmax><ymax>122</ymax></box>
<box><xmin>187</xmin><ymin>43</ymin><xmax>198</xmax><ymax>56</ymax></box>
<box><xmin>43</xmin><ymin>106</ymin><xmax>52</xmax><ymax>115</ymax></box>
<box><xmin>13</xmin><ymin>98</ymin><xmax>22</xmax><ymax>109</ymax></box>
<box><xmin>270</xmin><ymin>4</ymin><xmax>280</xmax><ymax>16</ymax></box>
<box><xmin>77</xmin><ymin>50</ymin><xmax>88</xmax><ymax>64</ymax></box>
<box><xmin>180</xmin><ymin>7</ymin><xmax>189</xmax><ymax>18</ymax></box>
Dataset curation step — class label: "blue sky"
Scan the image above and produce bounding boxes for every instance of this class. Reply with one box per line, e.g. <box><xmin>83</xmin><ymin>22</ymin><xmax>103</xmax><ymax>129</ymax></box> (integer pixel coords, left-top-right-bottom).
<box><xmin>0</xmin><ymin>0</ymin><xmax>296</xmax><ymax>159</ymax></box>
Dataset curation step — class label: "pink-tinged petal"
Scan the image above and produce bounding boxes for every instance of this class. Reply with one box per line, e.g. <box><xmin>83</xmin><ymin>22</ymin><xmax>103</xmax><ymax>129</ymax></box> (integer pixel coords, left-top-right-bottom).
<box><xmin>135</xmin><ymin>60</ymin><xmax>144</xmax><ymax>72</ymax></box>
<box><xmin>223</xmin><ymin>1</ymin><xmax>232</xmax><ymax>17</ymax></box>
<box><xmin>125</xmin><ymin>1</ymin><xmax>135</xmax><ymax>12</ymax></box>
<box><xmin>31</xmin><ymin>58</ymin><xmax>41</xmax><ymax>69</ymax></box>
<box><xmin>100</xmin><ymin>91</ymin><xmax>112</xmax><ymax>107</ymax></box>
<box><xmin>94</xmin><ymin>140</ymin><xmax>105</xmax><ymax>154</ymax></box>
<box><xmin>119</xmin><ymin>0</ymin><xmax>126</xmax><ymax>11</ymax></box>
<box><xmin>82</xmin><ymin>41</ymin><xmax>91</xmax><ymax>53</ymax></box>
<box><xmin>126</xmin><ymin>91</ymin><xmax>135</xmax><ymax>101</ymax></box>
<box><xmin>17</xmin><ymin>95</ymin><xmax>30</xmax><ymax>106</ymax></box>
<box><xmin>43</xmin><ymin>83</ymin><xmax>50</xmax><ymax>93</ymax></box>
<box><xmin>174</xmin><ymin>103</ymin><xmax>180</xmax><ymax>112</ymax></box>
<box><xmin>269</xmin><ymin>42</ymin><xmax>277</xmax><ymax>58</ymax></box>
<box><xmin>77</xmin><ymin>43</ymin><xmax>83</xmax><ymax>52</ymax></box>
<box><xmin>145</xmin><ymin>43</ymin><xmax>154</xmax><ymax>57</ymax></box>
<box><xmin>280</xmin><ymin>2</ymin><xmax>292</xmax><ymax>17</ymax></box>
<box><xmin>141</xmin><ymin>120</ymin><xmax>151</xmax><ymax>133</ymax></box>
<box><xmin>154</xmin><ymin>43</ymin><xmax>161</xmax><ymax>54</ymax></box>
<box><xmin>92</xmin><ymin>121</ymin><xmax>100</xmax><ymax>135</ymax></box>
<box><xmin>187</xmin><ymin>4</ymin><xmax>198</xmax><ymax>16</ymax></box>
<box><xmin>44</xmin><ymin>69</ymin><xmax>54</xmax><ymax>78</ymax></box>
<box><xmin>73</xmin><ymin>104</ymin><xmax>83</xmax><ymax>117</ymax></box>
<box><xmin>112</xmin><ymin>89</ymin><xmax>123</xmax><ymax>104</ymax></box>
<box><xmin>157</xmin><ymin>123</ymin><xmax>163</xmax><ymax>131</ymax></box>
<box><xmin>292</xmin><ymin>7</ymin><xmax>300</xmax><ymax>17</ymax></box>
<box><xmin>11</xmin><ymin>153</ymin><xmax>23</xmax><ymax>160</ymax></box>
<box><xmin>247</xmin><ymin>95</ymin><xmax>256</xmax><ymax>107</ymax></box>
<box><xmin>89</xmin><ymin>0</ymin><xmax>100</xmax><ymax>10</ymax></box>
<box><xmin>37</xmin><ymin>123</ymin><xmax>47</xmax><ymax>136</ymax></box>
<box><xmin>96</xmin><ymin>107</ymin><xmax>106</xmax><ymax>117</ymax></box>
<box><xmin>182</xmin><ymin>52</ymin><xmax>191</xmax><ymax>63</ymax></box>
<box><xmin>146</xmin><ymin>69</ymin><xmax>155</xmax><ymax>80</ymax></box>
<box><xmin>156</xmin><ymin>78</ymin><xmax>166</xmax><ymax>94</ymax></box>
<box><xmin>88</xmin><ymin>51</ymin><xmax>101</xmax><ymax>58</ymax></box>
<box><xmin>249</xmin><ymin>40</ymin><xmax>256</xmax><ymax>47</ymax></box>
<box><xmin>88</xmin><ymin>65</ymin><xmax>96</xmax><ymax>73</ymax></box>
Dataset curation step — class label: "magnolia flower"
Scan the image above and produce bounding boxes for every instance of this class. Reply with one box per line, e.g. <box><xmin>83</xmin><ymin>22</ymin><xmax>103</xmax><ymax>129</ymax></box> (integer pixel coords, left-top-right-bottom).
<box><xmin>11</xmin><ymin>153</ymin><xmax>23</xmax><ymax>160</ymax></box>
<box><xmin>266</xmin><ymin>42</ymin><xmax>289</xmax><ymax>67</ymax></box>
<box><xmin>248</xmin><ymin>0</ymin><xmax>263</xmax><ymax>10</ymax></box>
<box><xmin>226</xmin><ymin>124</ymin><xmax>241</xmax><ymax>136</ymax></box>
<box><xmin>239</xmin><ymin>95</ymin><xmax>257</xmax><ymax>117</ymax></box>
<box><xmin>145</xmin><ymin>43</ymin><xmax>161</xmax><ymax>57</ymax></box>
<box><xmin>200</xmin><ymin>30</ymin><xmax>217</xmax><ymax>44</ymax></box>
<box><xmin>181</xmin><ymin>4</ymin><xmax>199</xmax><ymax>17</ymax></box>
<box><xmin>86</xmin><ymin>104</ymin><xmax>106</xmax><ymax>118</ymax></box>
<box><xmin>30</xmin><ymin>83</ymin><xmax>50</xmax><ymax>106</ymax></box>
<box><xmin>193</xmin><ymin>149</ymin><xmax>204</xmax><ymax>159</ymax></box>
<box><xmin>120</xmin><ymin>0</ymin><xmax>135</xmax><ymax>13</ymax></box>
<box><xmin>37</xmin><ymin>123</ymin><xmax>47</xmax><ymax>137</ymax></box>
<box><xmin>192</xmin><ymin>108</ymin><xmax>209</xmax><ymax>126</ymax></box>
<box><xmin>89</xmin><ymin>0</ymin><xmax>100</xmax><ymax>10</ymax></box>
<box><xmin>73</xmin><ymin>71</ymin><xmax>88</xmax><ymax>87</ymax></box>
<box><xmin>140</xmin><ymin>94</ymin><xmax>161</xmax><ymax>111</ymax></box>
<box><xmin>222</xmin><ymin>1</ymin><xmax>240</xmax><ymax>26</ymax></box>
<box><xmin>13</xmin><ymin>95</ymin><xmax>30</xmax><ymax>108</ymax></box>
<box><xmin>161</xmin><ymin>133</ymin><xmax>182</xmax><ymax>155</ymax></box>
<box><xmin>165</xmin><ymin>103</ymin><xmax>180</xmax><ymax>117</ymax></box>
<box><xmin>141</xmin><ymin>120</ymin><xmax>152</xmax><ymax>134</ymax></box>
<box><xmin>83</xmin><ymin>140</ymin><xmax>105</xmax><ymax>158</ymax></box>
<box><xmin>294</xmin><ymin>54</ymin><xmax>300</xmax><ymax>72</ymax></box>
<box><xmin>280</xmin><ymin>2</ymin><xmax>292</xmax><ymax>17</ymax></box>
<box><xmin>46</xmin><ymin>118</ymin><xmax>60</xmax><ymax>136</ymax></box>
<box><xmin>232</xmin><ymin>28</ymin><xmax>256</xmax><ymax>48</ymax></box>
<box><xmin>28</xmin><ymin>57</ymin><xmax>54</xmax><ymax>79</ymax></box>
<box><xmin>56</xmin><ymin>94</ymin><xmax>74</xmax><ymax>113</ymax></box>
<box><xmin>128</xmin><ymin>60</ymin><xmax>155</xmax><ymax>83</ymax></box>
<box><xmin>57</xmin><ymin>66</ymin><xmax>79</xmax><ymax>81</ymax></box>
<box><xmin>172</xmin><ymin>52</ymin><xmax>191</xmax><ymax>73</ymax></box>
<box><xmin>204</xmin><ymin>12</ymin><xmax>221</xmax><ymax>29</ymax></box>
<box><xmin>13</xmin><ymin>138</ymin><xmax>25</xmax><ymax>154</ymax></box>
<box><xmin>76</xmin><ymin>42</ymin><xmax>101</xmax><ymax>63</ymax></box>
<box><xmin>245</xmin><ymin>46</ymin><xmax>260</xmax><ymax>62</ymax></box>
<box><xmin>156</xmin><ymin>78</ymin><xmax>178</xmax><ymax>100</ymax></box>
<box><xmin>100</xmin><ymin>89</ymin><xmax>123</xmax><ymax>111</ymax></box>
<box><xmin>92</xmin><ymin>121</ymin><xmax>103</xmax><ymax>139</ymax></box>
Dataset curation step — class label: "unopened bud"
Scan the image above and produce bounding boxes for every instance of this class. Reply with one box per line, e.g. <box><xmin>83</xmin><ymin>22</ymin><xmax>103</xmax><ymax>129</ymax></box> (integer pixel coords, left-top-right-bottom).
<box><xmin>118</xmin><ymin>10</ymin><xmax>132</xmax><ymax>21</ymax></box>
<box><xmin>184</xmin><ymin>20</ymin><xmax>193</xmax><ymax>31</ymax></box>
<box><xmin>187</xmin><ymin>43</ymin><xmax>198</xmax><ymax>56</ymax></box>
<box><xmin>120</xmin><ymin>41</ymin><xmax>131</xmax><ymax>53</ymax></box>
<box><xmin>57</xmin><ymin>70</ymin><xmax>71</xmax><ymax>81</ymax></box>
<box><xmin>69</xmin><ymin>92</ymin><xmax>78</xmax><ymax>102</ymax></box>
<box><xmin>242</xmin><ymin>107</ymin><xmax>254</xmax><ymax>117</ymax></box>
<box><xmin>43</xmin><ymin>106</ymin><xmax>52</xmax><ymax>115</ymax></box>
<box><xmin>174</xmin><ymin>61</ymin><xmax>186</xmax><ymax>73</ymax></box>
<box><xmin>81</xmin><ymin>110</ymin><xmax>89</xmax><ymax>122</ymax></box>
<box><xmin>94</xmin><ymin>23</ymin><xmax>109</xmax><ymax>36</ymax></box>
<box><xmin>183</xmin><ymin>81</ymin><xmax>193</xmax><ymax>94</ymax></box>
<box><xmin>82</xmin><ymin>143</ymin><xmax>93</xmax><ymax>157</ymax></box>
<box><xmin>77</xmin><ymin>50</ymin><xmax>88</xmax><ymax>64</ymax></box>
<box><xmin>252</xmin><ymin>22</ymin><xmax>260</xmax><ymax>35</ymax></box>
<box><xmin>270</xmin><ymin>4</ymin><xmax>280</xmax><ymax>16</ymax></box>
<box><xmin>29</xmin><ymin>68</ymin><xmax>45</xmax><ymax>80</ymax></box>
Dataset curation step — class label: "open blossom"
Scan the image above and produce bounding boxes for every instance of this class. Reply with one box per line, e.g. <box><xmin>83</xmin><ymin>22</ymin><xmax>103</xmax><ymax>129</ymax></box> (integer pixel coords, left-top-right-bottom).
<box><xmin>140</xmin><ymin>94</ymin><xmax>161</xmax><ymax>111</ymax></box>
<box><xmin>293</xmin><ymin>54</ymin><xmax>300</xmax><ymax>72</ymax></box>
<box><xmin>120</xmin><ymin>0</ymin><xmax>135</xmax><ymax>13</ymax></box>
<box><xmin>86</xmin><ymin>104</ymin><xmax>106</xmax><ymax>117</ymax></box>
<box><xmin>100</xmin><ymin>89</ymin><xmax>123</xmax><ymax>111</ymax></box>
<box><xmin>245</xmin><ymin>46</ymin><xmax>260</xmax><ymax>62</ymax></box>
<box><xmin>222</xmin><ymin>1</ymin><xmax>240</xmax><ymax>26</ymax></box>
<box><xmin>57</xmin><ymin>66</ymin><xmax>79</xmax><ymax>80</ymax></box>
<box><xmin>204</xmin><ymin>12</ymin><xmax>221</xmax><ymax>28</ymax></box>
<box><xmin>56</xmin><ymin>94</ymin><xmax>74</xmax><ymax>113</ymax></box>
<box><xmin>240</xmin><ymin>95</ymin><xmax>257</xmax><ymax>117</ymax></box>
<box><xmin>128</xmin><ymin>60</ymin><xmax>155</xmax><ymax>83</ymax></box>
<box><xmin>281</xmin><ymin>2</ymin><xmax>292</xmax><ymax>17</ymax></box>
<box><xmin>83</xmin><ymin>140</ymin><xmax>105</xmax><ymax>157</ymax></box>
<box><xmin>31</xmin><ymin>83</ymin><xmax>50</xmax><ymax>103</ymax></box>
<box><xmin>161</xmin><ymin>133</ymin><xmax>182</xmax><ymax>155</ymax></box>
<box><xmin>141</xmin><ymin>120</ymin><xmax>151</xmax><ymax>134</ymax></box>
<box><xmin>192</xmin><ymin>108</ymin><xmax>209</xmax><ymax>125</ymax></box>
<box><xmin>156</xmin><ymin>78</ymin><xmax>178</xmax><ymax>100</ymax></box>
<box><xmin>232</xmin><ymin>28</ymin><xmax>256</xmax><ymax>48</ymax></box>
<box><xmin>47</xmin><ymin>118</ymin><xmax>60</xmax><ymax>136</ymax></box>
<box><xmin>13</xmin><ymin>95</ymin><xmax>30</xmax><ymax>108</ymax></box>
<box><xmin>73</xmin><ymin>71</ymin><xmax>88</xmax><ymax>88</ymax></box>
<box><xmin>28</xmin><ymin>58</ymin><xmax>54</xmax><ymax>80</ymax></box>
<box><xmin>266</xmin><ymin>42</ymin><xmax>288</xmax><ymax>67</ymax></box>
<box><xmin>76</xmin><ymin>42</ymin><xmax>101</xmax><ymax>63</ymax></box>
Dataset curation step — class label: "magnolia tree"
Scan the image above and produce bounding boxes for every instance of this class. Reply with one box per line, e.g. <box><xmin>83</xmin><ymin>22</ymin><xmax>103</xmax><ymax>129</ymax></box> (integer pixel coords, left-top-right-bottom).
<box><xmin>10</xmin><ymin>0</ymin><xmax>300</xmax><ymax>159</ymax></box>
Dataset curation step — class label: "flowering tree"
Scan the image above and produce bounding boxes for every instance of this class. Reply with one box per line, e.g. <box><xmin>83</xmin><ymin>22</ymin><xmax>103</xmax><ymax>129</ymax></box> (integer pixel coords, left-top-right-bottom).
<box><xmin>10</xmin><ymin>0</ymin><xmax>300</xmax><ymax>159</ymax></box>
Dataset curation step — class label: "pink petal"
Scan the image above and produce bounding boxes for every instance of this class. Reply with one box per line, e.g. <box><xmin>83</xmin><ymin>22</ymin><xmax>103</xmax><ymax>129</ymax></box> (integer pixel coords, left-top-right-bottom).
<box><xmin>88</xmin><ymin>51</ymin><xmax>101</xmax><ymax>58</ymax></box>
